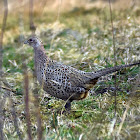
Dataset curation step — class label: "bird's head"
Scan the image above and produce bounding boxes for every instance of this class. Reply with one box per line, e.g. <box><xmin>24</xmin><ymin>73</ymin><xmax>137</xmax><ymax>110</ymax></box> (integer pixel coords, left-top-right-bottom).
<box><xmin>24</xmin><ymin>36</ymin><xmax>42</xmax><ymax>48</ymax></box>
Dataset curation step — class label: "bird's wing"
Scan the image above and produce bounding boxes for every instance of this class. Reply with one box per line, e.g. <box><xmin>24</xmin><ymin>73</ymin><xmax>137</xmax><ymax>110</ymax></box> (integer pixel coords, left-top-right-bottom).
<box><xmin>43</xmin><ymin>79</ymin><xmax>86</xmax><ymax>100</ymax></box>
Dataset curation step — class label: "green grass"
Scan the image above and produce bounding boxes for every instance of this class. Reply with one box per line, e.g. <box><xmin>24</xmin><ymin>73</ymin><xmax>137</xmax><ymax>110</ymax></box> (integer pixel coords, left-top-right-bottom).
<box><xmin>1</xmin><ymin>3</ymin><xmax>140</xmax><ymax>140</ymax></box>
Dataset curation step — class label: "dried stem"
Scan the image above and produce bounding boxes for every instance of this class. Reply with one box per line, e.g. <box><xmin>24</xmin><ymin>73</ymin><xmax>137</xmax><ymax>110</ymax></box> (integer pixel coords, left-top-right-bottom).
<box><xmin>1</xmin><ymin>79</ymin><xmax>23</xmax><ymax>140</ymax></box>
<box><xmin>57</xmin><ymin>0</ymin><xmax>62</xmax><ymax>21</ymax></box>
<box><xmin>29</xmin><ymin>0</ymin><xmax>36</xmax><ymax>34</ymax></box>
<box><xmin>33</xmin><ymin>90</ymin><xmax>43</xmax><ymax>140</ymax></box>
<box><xmin>108</xmin><ymin>0</ymin><xmax>117</xmax><ymax>117</ymax></box>
<box><xmin>10</xmin><ymin>94</ymin><xmax>23</xmax><ymax>140</ymax></box>
<box><xmin>29</xmin><ymin>0</ymin><xmax>43</xmax><ymax>139</ymax></box>
<box><xmin>24</xmin><ymin>64</ymin><xmax>32</xmax><ymax>140</ymax></box>
<box><xmin>117</xmin><ymin>74</ymin><xmax>140</xmax><ymax>135</ymax></box>
<box><xmin>0</xmin><ymin>0</ymin><xmax>8</xmax><ymax>73</ymax></box>
<box><xmin>0</xmin><ymin>86</ymin><xmax>16</xmax><ymax>93</ymax></box>
<box><xmin>0</xmin><ymin>0</ymin><xmax>8</xmax><ymax>139</ymax></box>
<box><xmin>0</xmin><ymin>99</ymin><xmax>5</xmax><ymax>140</ymax></box>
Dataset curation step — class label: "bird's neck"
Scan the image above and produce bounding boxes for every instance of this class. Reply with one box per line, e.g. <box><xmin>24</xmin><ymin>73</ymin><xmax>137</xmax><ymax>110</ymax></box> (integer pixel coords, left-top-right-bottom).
<box><xmin>34</xmin><ymin>46</ymin><xmax>49</xmax><ymax>73</ymax></box>
<box><xmin>34</xmin><ymin>45</ymin><xmax>47</xmax><ymax>57</ymax></box>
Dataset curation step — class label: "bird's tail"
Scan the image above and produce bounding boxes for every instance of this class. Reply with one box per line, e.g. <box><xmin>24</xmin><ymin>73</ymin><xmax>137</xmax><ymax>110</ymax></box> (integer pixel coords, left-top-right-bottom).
<box><xmin>91</xmin><ymin>61</ymin><xmax>140</xmax><ymax>79</ymax></box>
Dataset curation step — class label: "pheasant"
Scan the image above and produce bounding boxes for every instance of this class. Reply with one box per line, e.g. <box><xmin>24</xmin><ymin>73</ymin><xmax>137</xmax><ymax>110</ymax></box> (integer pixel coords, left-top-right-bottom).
<box><xmin>24</xmin><ymin>36</ymin><xmax>140</xmax><ymax>110</ymax></box>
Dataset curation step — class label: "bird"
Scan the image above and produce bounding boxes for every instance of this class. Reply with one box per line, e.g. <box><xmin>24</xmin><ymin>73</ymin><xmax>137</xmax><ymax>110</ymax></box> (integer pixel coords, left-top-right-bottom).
<box><xmin>24</xmin><ymin>36</ymin><xmax>140</xmax><ymax>110</ymax></box>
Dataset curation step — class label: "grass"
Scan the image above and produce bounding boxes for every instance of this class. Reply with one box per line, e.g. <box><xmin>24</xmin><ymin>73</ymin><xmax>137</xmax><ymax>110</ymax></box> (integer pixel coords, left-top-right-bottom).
<box><xmin>1</xmin><ymin>1</ymin><xmax>140</xmax><ymax>139</ymax></box>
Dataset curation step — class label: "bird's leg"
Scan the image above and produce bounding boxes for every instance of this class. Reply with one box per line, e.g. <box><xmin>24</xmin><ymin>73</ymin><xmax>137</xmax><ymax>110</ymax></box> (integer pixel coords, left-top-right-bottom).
<box><xmin>65</xmin><ymin>100</ymin><xmax>72</xmax><ymax>111</ymax></box>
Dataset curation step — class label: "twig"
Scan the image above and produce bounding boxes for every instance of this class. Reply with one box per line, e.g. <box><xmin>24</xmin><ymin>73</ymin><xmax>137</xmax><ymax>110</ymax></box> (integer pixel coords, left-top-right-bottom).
<box><xmin>29</xmin><ymin>0</ymin><xmax>36</xmax><ymax>34</ymax></box>
<box><xmin>29</xmin><ymin>0</ymin><xmax>43</xmax><ymax>139</ymax></box>
<box><xmin>24</xmin><ymin>63</ymin><xmax>32</xmax><ymax>140</ymax></box>
<box><xmin>0</xmin><ymin>86</ymin><xmax>16</xmax><ymax>93</ymax></box>
<box><xmin>57</xmin><ymin>0</ymin><xmax>62</xmax><ymax>21</ymax></box>
<box><xmin>0</xmin><ymin>99</ymin><xmax>5</xmax><ymax>140</ymax></box>
<box><xmin>33</xmin><ymin>89</ymin><xmax>43</xmax><ymax>140</ymax></box>
<box><xmin>0</xmin><ymin>0</ymin><xmax>8</xmax><ymax>73</ymax></box>
<box><xmin>10</xmin><ymin>94</ymin><xmax>23</xmax><ymax>140</ymax></box>
<box><xmin>0</xmin><ymin>84</ymin><xmax>22</xmax><ymax>140</ymax></box>
<box><xmin>0</xmin><ymin>0</ymin><xmax>8</xmax><ymax>139</ymax></box>
<box><xmin>108</xmin><ymin>0</ymin><xmax>117</xmax><ymax>117</ymax></box>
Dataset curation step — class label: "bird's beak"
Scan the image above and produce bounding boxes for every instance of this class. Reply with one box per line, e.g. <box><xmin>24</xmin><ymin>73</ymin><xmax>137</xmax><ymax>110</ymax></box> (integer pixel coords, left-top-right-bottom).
<box><xmin>24</xmin><ymin>40</ymin><xmax>28</xmax><ymax>44</ymax></box>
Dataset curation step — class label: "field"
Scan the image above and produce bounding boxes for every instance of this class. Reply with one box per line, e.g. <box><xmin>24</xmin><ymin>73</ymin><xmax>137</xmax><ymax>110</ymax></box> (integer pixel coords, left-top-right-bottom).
<box><xmin>0</xmin><ymin>0</ymin><xmax>140</xmax><ymax>139</ymax></box>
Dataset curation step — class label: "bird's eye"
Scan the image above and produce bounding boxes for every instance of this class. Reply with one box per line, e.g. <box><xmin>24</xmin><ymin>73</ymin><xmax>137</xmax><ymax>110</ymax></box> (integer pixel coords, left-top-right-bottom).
<box><xmin>29</xmin><ymin>39</ymin><xmax>33</xmax><ymax>42</ymax></box>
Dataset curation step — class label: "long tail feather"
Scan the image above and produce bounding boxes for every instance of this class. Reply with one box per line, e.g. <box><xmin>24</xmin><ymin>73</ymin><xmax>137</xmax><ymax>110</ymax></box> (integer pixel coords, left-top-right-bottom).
<box><xmin>92</xmin><ymin>61</ymin><xmax>140</xmax><ymax>79</ymax></box>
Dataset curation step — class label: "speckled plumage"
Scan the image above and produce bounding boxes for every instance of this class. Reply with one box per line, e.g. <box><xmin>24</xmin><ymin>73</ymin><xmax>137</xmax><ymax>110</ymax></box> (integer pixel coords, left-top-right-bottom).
<box><xmin>24</xmin><ymin>36</ymin><xmax>140</xmax><ymax>110</ymax></box>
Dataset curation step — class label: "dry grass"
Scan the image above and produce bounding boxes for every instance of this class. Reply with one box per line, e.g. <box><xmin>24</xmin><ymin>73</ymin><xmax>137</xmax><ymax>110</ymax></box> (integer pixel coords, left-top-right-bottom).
<box><xmin>0</xmin><ymin>0</ymin><xmax>140</xmax><ymax>139</ymax></box>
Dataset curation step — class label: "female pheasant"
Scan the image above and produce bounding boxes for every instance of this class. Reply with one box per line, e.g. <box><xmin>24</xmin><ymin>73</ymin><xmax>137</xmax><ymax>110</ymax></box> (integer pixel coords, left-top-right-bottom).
<box><xmin>24</xmin><ymin>36</ymin><xmax>140</xmax><ymax>110</ymax></box>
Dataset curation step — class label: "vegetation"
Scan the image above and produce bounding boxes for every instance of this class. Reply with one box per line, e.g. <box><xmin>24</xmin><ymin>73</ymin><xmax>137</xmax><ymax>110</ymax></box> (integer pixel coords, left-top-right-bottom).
<box><xmin>0</xmin><ymin>0</ymin><xmax>140</xmax><ymax>139</ymax></box>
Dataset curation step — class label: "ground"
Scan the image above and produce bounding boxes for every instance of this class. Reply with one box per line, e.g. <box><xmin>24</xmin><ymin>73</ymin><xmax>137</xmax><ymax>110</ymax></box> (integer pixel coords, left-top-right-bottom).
<box><xmin>0</xmin><ymin>0</ymin><xmax>140</xmax><ymax>139</ymax></box>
